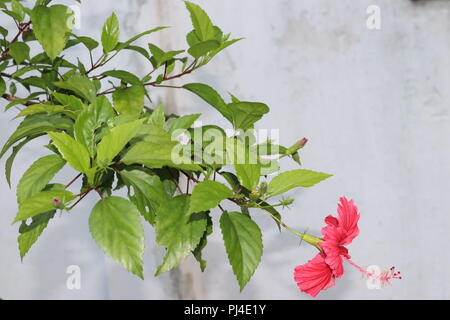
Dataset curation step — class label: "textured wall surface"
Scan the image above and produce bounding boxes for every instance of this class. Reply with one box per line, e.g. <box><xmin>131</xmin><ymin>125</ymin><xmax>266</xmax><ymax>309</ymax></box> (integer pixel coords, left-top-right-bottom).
<box><xmin>1</xmin><ymin>0</ymin><xmax>449</xmax><ymax>299</ymax></box>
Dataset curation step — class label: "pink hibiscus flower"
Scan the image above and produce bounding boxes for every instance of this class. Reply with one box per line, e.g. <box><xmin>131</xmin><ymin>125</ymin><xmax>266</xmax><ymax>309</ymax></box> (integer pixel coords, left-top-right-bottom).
<box><xmin>294</xmin><ymin>197</ymin><xmax>401</xmax><ymax>298</ymax></box>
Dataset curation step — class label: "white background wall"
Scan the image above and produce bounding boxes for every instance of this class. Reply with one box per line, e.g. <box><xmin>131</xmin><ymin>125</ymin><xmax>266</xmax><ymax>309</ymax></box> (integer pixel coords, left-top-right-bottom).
<box><xmin>1</xmin><ymin>0</ymin><xmax>450</xmax><ymax>299</ymax></box>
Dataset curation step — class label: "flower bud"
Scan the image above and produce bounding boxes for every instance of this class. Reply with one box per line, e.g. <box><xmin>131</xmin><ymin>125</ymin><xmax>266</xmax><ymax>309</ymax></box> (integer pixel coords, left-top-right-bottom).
<box><xmin>286</xmin><ymin>138</ymin><xmax>308</xmax><ymax>155</ymax></box>
<box><xmin>52</xmin><ymin>198</ymin><xmax>63</xmax><ymax>209</ymax></box>
<box><xmin>249</xmin><ymin>189</ymin><xmax>260</xmax><ymax>201</ymax></box>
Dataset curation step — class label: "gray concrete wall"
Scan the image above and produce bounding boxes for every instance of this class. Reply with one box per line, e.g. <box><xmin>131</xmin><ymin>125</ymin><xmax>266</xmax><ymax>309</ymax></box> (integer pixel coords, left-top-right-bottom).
<box><xmin>1</xmin><ymin>0</ymin><xmax>449</xmax><ymax>299</ymax></box>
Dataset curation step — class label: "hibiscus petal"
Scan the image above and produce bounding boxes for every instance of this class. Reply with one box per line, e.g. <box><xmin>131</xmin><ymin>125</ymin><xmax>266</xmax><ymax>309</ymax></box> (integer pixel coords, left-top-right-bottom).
<box><xmin>320</xmin><ymin>239</ymin><xmax>346</xmax><ymax>278</ymax></box>
<box><xmin>324</xmin><ymin>215</ymin><xmax>339</xmax><ymax>227</ymax></box>
<box><xmin>294</xmin><ymin>254</ymin><xmax>335</xmax><ymax>298</ymax></box>
<box><xmin>336</xmin><ymin>197</ymin><xmax>360</xmax><ymax>244</ymax></box>
<box><xmin>322</xmin><ymin>197</ymin><xmax>360</xmax><ymax>245</ymax></box>
<box><xmin>321</xmin><ymin>223</ymin><xmax>348</xmax><ymax>245</ymax></box>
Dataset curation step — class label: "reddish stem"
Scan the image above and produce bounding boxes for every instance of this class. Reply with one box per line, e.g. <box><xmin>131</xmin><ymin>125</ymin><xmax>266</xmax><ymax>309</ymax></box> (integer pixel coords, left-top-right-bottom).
<box><xmin>65</xmin><ymin>173</ymin><xmax>82</xmax><ymax>189</ymax></box>
<box><xmin>97</xmin><ymin>61</ymin><xmax>197</xmax><ymax>96</ymax></box>
<box><xmin>68</xmin><ymin>189</ymin><xmax>92</xmax><ymax>210</ymax></box>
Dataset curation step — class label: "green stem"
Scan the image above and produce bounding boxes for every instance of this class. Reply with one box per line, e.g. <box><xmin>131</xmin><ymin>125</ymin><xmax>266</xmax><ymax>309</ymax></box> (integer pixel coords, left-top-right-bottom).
<box><xmin>258</xmin><ymin>205</ymin><xmax>323</xmax><ymax>250</ymax></box>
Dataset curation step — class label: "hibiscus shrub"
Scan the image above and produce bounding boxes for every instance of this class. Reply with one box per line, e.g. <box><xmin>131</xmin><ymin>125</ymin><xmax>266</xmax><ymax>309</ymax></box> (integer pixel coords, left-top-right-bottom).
<box><xmin>0</xmin><ymin>0</ymin><xmax>399</xmax><ymax>296</ymax></box>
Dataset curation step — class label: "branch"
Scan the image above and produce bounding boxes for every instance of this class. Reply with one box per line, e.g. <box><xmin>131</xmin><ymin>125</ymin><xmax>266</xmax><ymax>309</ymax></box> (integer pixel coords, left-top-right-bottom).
<box><xmin>68</xmin><ymin>189</ymin><xmax>92</xmax><ymax>210</ymax></box>
<box><xmin>145</xmin><ymin>60</ymin><xmax>197</xmax><ymax>85</ymax></box>
<box><xmin>95</xmin><ymin>188</ymin><xmax>105</xmax><ymax>200</ymax></box>
<box><xmin>85</xmin><ymin>53</ymin><xmax>106</xmax><ymax>75</ymax></box>
<box><xmin>0</xmin><ymin>72</ymin><xmax>12</xmax><ymax>78</ymax></box>
<box><xmin>97</xmin><ymin>60</ymin><xmax>198</xmax><ymax>96</ymax></box>
<box><xmin>11</xmin><ymin>22</ymin><xmax>31</xmax><ymax>43</ymax></box>
<box><xmin>0</xmin><ymin>21</ymin><xmax>32</xmax><ymax>62</ymax></box>
<box><xmin>65</xmin><ymin>173</ymin><xmax>82</xmax><ymax>189</ymax></box>
<box><xmin>1</xmin><ymin>94</ymin><xmax>36</xmax><ymax>106</ymax></box>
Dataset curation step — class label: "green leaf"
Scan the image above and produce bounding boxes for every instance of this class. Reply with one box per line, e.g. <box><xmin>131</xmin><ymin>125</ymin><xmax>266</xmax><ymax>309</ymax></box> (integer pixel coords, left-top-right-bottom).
<box><xmin>165</xmin><ymin>114</ymin><xmax>200</xmax><ymax>134</ymax></box>
<box><xmin>89</xmin><ymin>197</ymin><xmax>144</xmax><ymax>278</ymax></box>
<box><xmin>155</xmin><ymin>195</ymin><xmax>207</xmax><ymax>275</ymax></box>
<box><xmin>0</xmin><ymin>77</ymin><xmax>6</xmax><ymax>96</ymax></box>
<box><xmin>291</xmin><ymin>152</ymin><xmax>301</xmax><ymax>165</ymax></box>
<box><xmin>220</xmin><ymin>211</ymin><xmax>263</xmax><ymax>291</ymax></box>
<box><xmin>8</xmin><ymin>42</ymin><xmax>29</xmax><ymax>64</ymax></box>
<box><xmin>0</xmin><ymin>114</ymin><xmax>73</xmax><ymax>159</ymax></box>
<box><xmin>148</xmin><ymin>44</ymin><xmax>184</xmax><ymax>68</ymax></box>
<box><xmin>186</xmin><ymin>30</ymin><xmax>201</xmax><ymax>47</ymax></box>
<box><xmin>235</xmin><ymin>163</ymin><xmax>260</xmax><ymax>191</ymax></box>
<box><xmin>74</xmin><ymin>96</ymin><xmax>115</xmax><ymax>156</ymax></box>
<box><xmin>226</xmin><ymin>138</ymin><xmax>261</xmax><ymax>190</ymax></box>
<box><xmin>18</xmin><ymin>210</ymin><xmax>55</xmax><ymax>260</ymax></box>
<box><xmin>130</xmin><ymin>189</ymin><xmax>156</xmax><ymax>224</ymax></box>
<box><xmin>11</xmin><ymin>66</ymin><xmax>49</xmax><ymax>79</ymax></box>
<box><xmin>15</xmin><ymin>104</ymin><xmax>66</xmax><ymax>118</ymax></box>
<box><xmin>5</xmin><ymin>137</ymin><xmax>32</xmax><ymax>186</ymax></box>
<box><xmin>228</xmin><ymin>102</ymin><xmax>270</xmax><ymax>130</ymax></box>
<box><xmin>31</xmin><ymin>5</ymin><xmax>74</xmax><ymax>60</ymax></box>
<box><xmin>2</xmin><ymin>9</ymin><xmax>23</xmax><ymax>22</ymax></box>
<box><xmin>147</xmin><ymin>103</ymin><xmax>165</xmax><ymax>129</ymax></box>
<box><xmin>138</xmin><ymin>123</ymin><xmax>172</xmax><ymax>143</ymax></box>
<box><xmin>267</xmin><ymin>169</ymin><xmax>333</xmax><ymax>197</ymax></box>
<box><xmin>185</xmin><ymin>1</ymin><xmax>216</xmax><ymax>41</ymax></box>
<box><xmin>101</xmin><ymin>13</ymin><xmax>120</xmax><ymax>53</ymax></box>
<box><xmin>54</xmin><ymin>73</ymin><xmax>97</xmax><ymax>103</ymax></box>
<box><xmin>122</xmin><ymin>123</ymin><xmax>201</xmax><ymax>171</ymax></box>
<box><xmin>9</xmin><ymin>82</ymin><xmax>17</xmax><ymax>96</ymax></box>
<box><xmin>220</xmin><ymin>171</ymin><xmax>242</xmax><ymax>192</ymax></box>
<box><xmin>19</xmin><ymin>77</ymin><xmax>47</xmax><ymax>91</ymax></box>
<box><xmin>124</xmin><ymin>45</ymin><xmax>151</xmax><ymax>61</ymax></box>
<box><xmin>69</xmin><ymin>34</ymin><xmax>99</xmax><ymax>51</ymax></box>
<box><xmin>0</xmin><ymin>26</ymin><xmax>7</xmax><ymax>37</ymax></box>
<box><xmin>120</xmin><ymin>169</ymin><xmax>167</xmax><ymax>208</ymax></box>
<box><xmin>188</xmin><ymin>40</ymin><xmax>220</xmax><ymax>59</ymax></box>
<box><xmin>193</xmin><ymin>213</ymin><xmax>212</xmax><ymax>272</ymax></box>
<box><xmin>208</xmin><ymin>38</ymin><xmax>243</xmax><ymax>61</ymax></box>
<box><xmin>115</xmin><ymin>26</ymin><xmax>169</xmax><ymax>53</ymax></box>
<box><xmin>12</xmin><ymin>190</ymin><xmax>75</xmax><ymax>224</ymax></box>
<box><xmin>102</xmin><ymin>70</ymin><xmax>141</xmax><ymax>86</ymax></box>
<box><xmin>189</xmin><ymin>180</ymin><xmax>238</xmax><ymax>213</ymax></box>
<box><xmin>112</xmin><ymin>85</ymin><xmax>145</xmax><ymax>115</ymax></box>
<box><xmin>259</xmin><ymin>158</ymin><xmax>280</xmax><ymax>176</ymax></box>
<box><xmin>96</xmin><ymin>119</ymin><xmax>143</xmax><ymax>167</ymax></box>
<box><xmin>11</xmin><ymin>0</ymin><xmax>25</xmax><ymax>22</ymax></box>
<box><xmin>122</xmin><ymin>140</ymin><xmax>202</xmax><ymax>172</ymax></box>
<box><xmin>17</xmin><ymin>155</ymin><xmax>66</xmax><ymax>204</ymax></box>
<box><xmin>183</xmin><ymin>83</ymin><xmax>232</xmax><ymax>121</ymax></box>
<box><xmin>52</xmin><ymin>92</ymin><xmax>84</xmax><ymax>111</ymax></box>
<box><xmin>47</xmin><ymin>132</ymin><xmax>91</xmax><ymax>174</ymax></box>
